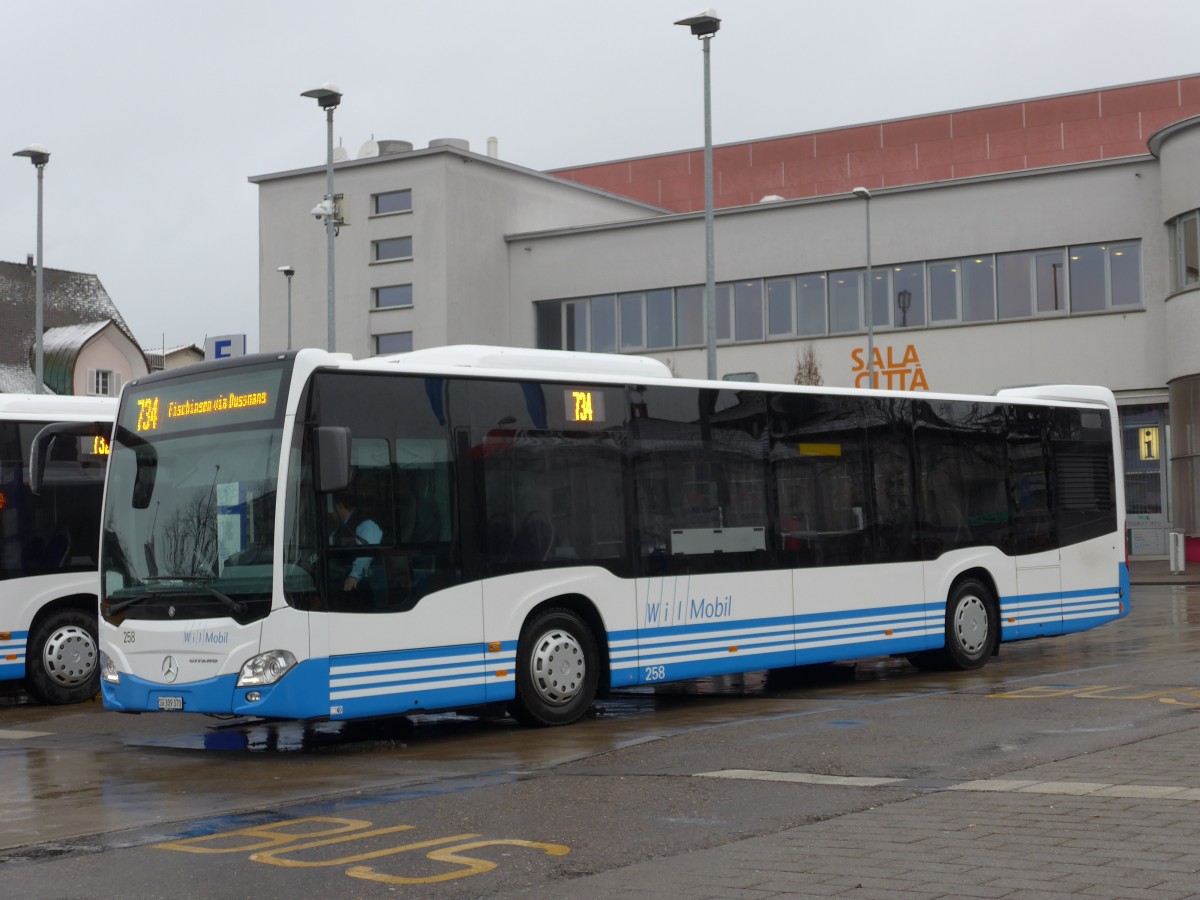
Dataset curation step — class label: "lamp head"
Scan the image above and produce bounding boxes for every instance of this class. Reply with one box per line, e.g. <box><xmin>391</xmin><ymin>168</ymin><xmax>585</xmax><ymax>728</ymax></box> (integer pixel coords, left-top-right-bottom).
<box><xmin>675</xmin><ymin>9</ymin><xmax>720</xmax><ymax>37</ymax></box>
<box><xmin>14</xmin><ymin>144</ymin><xmax>51</xmax><ymax>167</ymax></box>
<box><xmin>277</xmin><ymin>265</ymin><xmax>295</xmax><ymax>277</ymax></box>
<box><xmin>852</xmin><ymin>186</ymin><xmax>872</xmax><ymax>200</ymax></box>
<box><xmin>301</xmin><ymin>83</ymin><xmax>343</xmax><ymax>109</ymax></box>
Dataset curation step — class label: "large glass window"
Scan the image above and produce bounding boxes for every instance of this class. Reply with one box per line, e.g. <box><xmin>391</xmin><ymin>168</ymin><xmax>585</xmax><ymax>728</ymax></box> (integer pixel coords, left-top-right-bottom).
<box><xmin>675</xmin><ymin>286</ymin><xmax>704</xmax><ymax>347</ymax></box>
<box><xmin>929</xmin><ymin>261</ymin><xmax>960</xmax><ymax>322</ymax></box>
<box><xmin>734</xmin><ymin>279</ymin><xmax>764</xmax><ymax>341</ymax></box>
<box><xmin>828</xmin><ymin>269</ymin><xmax>862</xmax><ymax>333</ymax></box>
<box><xmin>716</xmin><ymin>284</ymin><xmax>733</xmax><ymax>342</ymax></box>
<box><xmin>376</xmin><ymin>332</ymin><xmax>413</xmax><ymax>354</ymax></box>
<box><xmin>373</xmin><ymin>237</ymin><xmax>413</xmax><ymax>262</ymax></box>
<box><xmin>996</xmin><ymin>252</ymin><xmax>1033</xmax><ymax>319</ymax></box>
<box><xmin>646</xmin><ymin>289</ymin><xmax>674</xmax><ymax>349</ymax></box>
<box><xmin>536</xmin><ymin>301</ymin><xmax>562</xmax><ymax>350</ymax></box>
<box><xmin>374</xmin><ymin>284</ymin><xmax>413</xmax><ymax>309</ymax></box>
<box><xmin>868</xmin><ymin>269</ymin><xmax>891</xmax><ymax>330</ymax></box>
<box><xmin>1109</xmin><ymin>242</ymin><xmax>1141</xmax><ymax>307</ymax></box>
<box><xmin>373</xmin><ymin>189</ymin><xmax>412</xmax><ymax>215</ymax></box>
<box><xmin>797</xmin><ymin>274</ymin><xmax>827</xmax><ymax>336</ymax></box>
<box><xmin>1069</xmin><ymin>244</ymin><xmax>1107</xmax><ymax>313</ymax></box>
<box><xmin>564</xmin><ymin>300</ymin><xmax>588</xmax><ymax>351</ymax></box>
<box><xmin>1179</xmin><ymin>213</ymin><xmax>1200</xmax><ymax>290</ymax></box>
<box><xmin>962</xmin><ymin>256</ymin><xmax>996</xmax><ymax>322</ymax></box>
<box><xmin>620</xmin><ymin>292</ymin><xmax>644</xmax><ymax>350</ymax></box>
<box><xmin>1035</xmin><ymin>250</ymin><xmax>1067</xmax><ymax>314</ymax></box>
<box><xmin>591</xmin><ymin>295</ymin><xmax>617</xmax><ymax>353</ymax></box>
<box><xmin>892</xmin><ymin>264</ymin><xmax>925</xmax><ymax>328</ymax></box>
<box><xmin>767</xmin><ymin>279</ymin><xmax>794</xmax><ymax>337</ymax></box>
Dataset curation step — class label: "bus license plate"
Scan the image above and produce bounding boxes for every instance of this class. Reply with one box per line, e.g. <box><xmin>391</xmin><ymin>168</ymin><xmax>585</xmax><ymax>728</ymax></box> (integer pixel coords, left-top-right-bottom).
<box><xmin>157</xmin><ymin>696</ymin><xmax>184</xmax><ymax>711</ymax></box>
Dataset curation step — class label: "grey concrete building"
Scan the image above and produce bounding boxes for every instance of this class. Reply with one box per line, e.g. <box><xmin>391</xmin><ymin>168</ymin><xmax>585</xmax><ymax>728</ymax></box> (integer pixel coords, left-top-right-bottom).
<box><xmin>249</xmin><ymin>83</ymin><xmax>1200</xmax><ymax>561</ymax></box>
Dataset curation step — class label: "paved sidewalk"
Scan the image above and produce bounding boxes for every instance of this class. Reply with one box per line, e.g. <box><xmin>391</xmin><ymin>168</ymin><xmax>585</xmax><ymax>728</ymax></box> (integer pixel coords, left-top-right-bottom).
<box><xmin>1129</xmin><ymin>559</ymin><xmax>1199</xmax><ymax>586</ymax></box>
<box><xmin>509</xmin><ymin>728</ymin><xmax>1200</xmax><ymax>900</ymax></box>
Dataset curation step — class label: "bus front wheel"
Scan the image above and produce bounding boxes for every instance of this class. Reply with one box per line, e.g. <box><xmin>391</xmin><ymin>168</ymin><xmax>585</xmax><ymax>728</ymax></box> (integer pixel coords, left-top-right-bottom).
<box><xmin>907</xmin><ymin>578</ymin><xmax>996</xmax><ymax>672</ymax></box>
<box><xmin>510</xmin><ymin>608</ymin><xmax>598</xmax><ymax>727</ymax></box>
<box><xmin>26</xmin><ymin>608</ymin><xmax>100</xmax><ymax>705</ymax></box>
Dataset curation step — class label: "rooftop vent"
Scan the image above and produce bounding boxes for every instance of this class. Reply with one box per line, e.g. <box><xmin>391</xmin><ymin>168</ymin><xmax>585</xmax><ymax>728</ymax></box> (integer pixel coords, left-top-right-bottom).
<box><xmin>429</xmin><ymin>137</ymin><xmax>469</xmax><ymax>151</ymax></box>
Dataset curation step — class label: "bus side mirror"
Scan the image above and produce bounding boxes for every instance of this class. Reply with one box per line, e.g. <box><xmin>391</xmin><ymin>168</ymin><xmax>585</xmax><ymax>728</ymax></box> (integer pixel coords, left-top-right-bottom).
<box><xmin>315</xmin><ymin>426</ymin><xmax>351</xmax><ymax>493</ymax></box>
<box><xmin>30</xmin><ymin>420</ymin><xmax>112</xmax><ymax>495</ymax></box>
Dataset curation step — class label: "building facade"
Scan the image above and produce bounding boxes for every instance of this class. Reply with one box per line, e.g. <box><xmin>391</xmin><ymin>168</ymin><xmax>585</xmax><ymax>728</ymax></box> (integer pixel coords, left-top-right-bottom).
<box><xmin>251</xmin><ymin>76</ymin><xmax>1200</xmax><ymax>559</ymax></box>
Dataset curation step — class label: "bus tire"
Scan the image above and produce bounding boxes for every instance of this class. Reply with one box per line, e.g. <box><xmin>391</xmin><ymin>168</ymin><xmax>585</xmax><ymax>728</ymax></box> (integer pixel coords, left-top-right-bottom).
<box><xmin>26</xmin><ymin>608</ymin><xmax>100</xmax><ymax>705</ymax></box>
<box><xmin>942</xmin><ymin>577</ymin><xmax>996</xmax><ymax>670</ymax></box>
<box><xmin>510</xmin><ymin>608</ymin><xmax>598</xmax><ymax>727</ymax></box>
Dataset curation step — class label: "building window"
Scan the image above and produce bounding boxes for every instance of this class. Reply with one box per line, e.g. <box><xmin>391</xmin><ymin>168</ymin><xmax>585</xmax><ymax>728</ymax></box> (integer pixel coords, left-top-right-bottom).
<box><xmin>892</xmin><ymin>264</ymin><xmax>925</xmax><ymax>328</ymax></box>
<box><xmin>733</xmin><ymin>279</ymin><xmax>764</xmax><ymax>342</ymax></box>
<box><xmin>1035</xmin><ymin>250</ymin><xmax>1067</xmax><ymax>314</ymax></box>
<box><xmin>929</xmin><ymin>261</ymin><xmax>960</xmax><ymax>323</ymax></box>
<box><xmin>375</xmin><ymin>332</ymin><xmax>413</xmax><ymax>355</ymax></box>
<box><xmin>591</xmin><ymin>294</ymin><xmax>617</xmax><ymax>353</ymax></box>
<box><xmin>374</xmin><ymin>284</ymin><xmax>413</xmax><ymax>308</ymax></box>
<box><xmin>87</xmin><ymin>368</ymin><xmax>121</xmax><ymax>397</ymax></box>
<box><xmin>1172</xmin><ymin>212</ymin><xmax>1200</xmax><ymax>291</ymax></box>
<box><xmin>374</xmin><ymin>236</ymin><xmax>413</xmax><ymax>262</ymax></box>
<box><xmin>797</xmin><ymin>274</ymin><xmax>827</xmax><ymax>336</ymax></box>
<box><xmin>373</xmin><ymin>189</ymin><xmax>412</xmax><ymax>215</ymax></box>
<box><xmin>675</xmin><ymin>286</ymin><xmax>704</xmax><ymax>347</ymax></box>
<box><xmin>646</xmin><ymin>289</ymin><xmax>674</xmax><ymax>349</ymax></box>
<box><xmin>767</xmin><ymin>278</ymin><xmax>794</xmax><ymax>337</ymax></box>
<box><xmin>532</xmin><ymin>239</ymin><xmax>1141</xmax><ymax>355</ymax></box>
<box><xmin>828</xmin><ymin>270</ymin><xmax>862</xmax><ymax>334</ymax></box>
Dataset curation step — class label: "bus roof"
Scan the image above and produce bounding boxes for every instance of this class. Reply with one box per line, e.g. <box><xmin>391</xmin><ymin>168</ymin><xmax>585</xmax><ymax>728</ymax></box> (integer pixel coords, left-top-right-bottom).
<box><xmin>0</xmin><ymin>393</ymin><xmax>118</xmax><ymax>420</ymax></box>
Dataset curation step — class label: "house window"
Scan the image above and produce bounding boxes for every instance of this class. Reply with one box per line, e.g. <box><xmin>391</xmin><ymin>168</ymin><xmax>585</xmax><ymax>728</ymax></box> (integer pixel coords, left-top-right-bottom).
<box><xmin>374</xmin><ymin>284</ymin><xmax>413</xmax><ymax>308</ymax></box>
<box><xmin>375</xmin><ymin>332</ymin><xmax>413</xmax><ymax>355</ymax></box>
<box><xmin>87</xmin><ymin>369</ymin><xmax>120</xmax><ymax>397</ymax></box>
<box><xmin>373</xmin><ymin>237</ymin><xmax>413</xmax><ymax>262</ymax></box>
<box><xmin>373</xmin><ymin>189</ymin><xmax>412</xmax><ymax>215</ymax></box>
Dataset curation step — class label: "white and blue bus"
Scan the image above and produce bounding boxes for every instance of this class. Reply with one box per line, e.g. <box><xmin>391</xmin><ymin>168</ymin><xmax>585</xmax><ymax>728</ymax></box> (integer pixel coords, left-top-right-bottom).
<box><xmin>43</xmin><ymin>346</ymin><xmax>1126</xmax><ymax>725</ymax></box>
<box><xmin>2</xmin><ymin>393</ymin><xmax>115</xmax><ymax>703</ymax></box>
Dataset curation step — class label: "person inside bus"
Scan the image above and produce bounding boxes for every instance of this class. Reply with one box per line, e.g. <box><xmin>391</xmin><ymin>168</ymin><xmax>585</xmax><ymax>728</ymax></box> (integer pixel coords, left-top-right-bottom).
<box><xmin>330</xmin><ymin>490</ymin><xmax>383</xmax><ymax>592</ymax></box>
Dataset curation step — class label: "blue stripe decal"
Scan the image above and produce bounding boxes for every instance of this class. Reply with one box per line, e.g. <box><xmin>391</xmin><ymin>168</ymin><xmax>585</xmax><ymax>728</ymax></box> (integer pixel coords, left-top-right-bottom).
<box><xmin>0</xmin><ymin>631</ymin><xmax>28</xmax><ymax>682</ymax></box>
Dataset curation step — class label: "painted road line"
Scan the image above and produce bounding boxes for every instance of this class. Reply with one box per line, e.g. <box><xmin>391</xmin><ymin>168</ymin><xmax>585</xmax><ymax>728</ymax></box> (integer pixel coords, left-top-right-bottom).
<box><xmin>695</xmin><ymin>769</ymin><xmax>904</xmax><ymax>787</ymax></box>
<box><xmin>0</xmin><ymin>729</ymin><xmax>53</xmax><ymax>740</ymax></box>
<box><xmin>696</xmin><ymin>771</ymin><xmax>1200</xmax><ymax>801</ymax></box>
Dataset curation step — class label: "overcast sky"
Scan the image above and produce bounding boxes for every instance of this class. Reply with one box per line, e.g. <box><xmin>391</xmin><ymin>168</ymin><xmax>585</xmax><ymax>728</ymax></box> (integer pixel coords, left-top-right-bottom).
<box><xmin>6</xmin><ymin>0</ymin><xmax>1200</xmax><ymax>353</ymax></box>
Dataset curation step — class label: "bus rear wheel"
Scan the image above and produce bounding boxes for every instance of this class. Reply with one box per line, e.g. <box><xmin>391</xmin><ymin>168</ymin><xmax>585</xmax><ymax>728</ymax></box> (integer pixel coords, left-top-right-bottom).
<box><xmin>907</xmin><ymin>578</ymin><xmax>997</xmax><ymax>671</ymax></box>
<box><xmin>510</xmin><ymin>608</ymin><xmax>598</xmax><ymax>727</ymax></box>
<box><xmin>26</xmin><ymin>608</ymin><xmax>100</xmax><ymax>705</ymax></box>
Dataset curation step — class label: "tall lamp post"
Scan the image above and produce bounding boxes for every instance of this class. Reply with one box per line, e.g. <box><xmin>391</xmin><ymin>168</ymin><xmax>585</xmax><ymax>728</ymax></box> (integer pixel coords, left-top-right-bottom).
<box><xmin>852</xmin><ymin>186</ymin><xmax>874</xmax><ymax>389</ymax></box>
<box><xmin>277</xmin><ymin>265</ymin><xmax>295</xmax><ymax>350</ymax></box>
<box><xmin>13</xmin><ymin>145</ymin><xmax>50</xmax><ymax>394</ymax></box>
<box><xmin>675</xmin><ymin>9</ymin><xmax>720</xmax><ymax>381</ymax></box>
<box><xmin>301</xmin><ymin>83</ymin><xmax>342</xmax><ymax>353</ymax></box>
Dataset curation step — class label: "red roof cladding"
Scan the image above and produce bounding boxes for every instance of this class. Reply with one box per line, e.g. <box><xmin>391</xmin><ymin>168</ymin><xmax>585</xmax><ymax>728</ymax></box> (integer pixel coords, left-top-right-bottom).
<box><xmin>549</xmin><ymin>74</ymin><xmax>1200</xmax><ymax>212</ymax></box>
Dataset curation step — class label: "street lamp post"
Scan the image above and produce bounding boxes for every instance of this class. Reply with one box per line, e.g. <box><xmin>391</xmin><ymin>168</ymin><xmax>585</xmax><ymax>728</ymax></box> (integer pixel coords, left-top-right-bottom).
<box><xmin>675</xmin><ymin>10</ymin><xmax>721</xmax><ymax>381</ymax></box>
<box><xmin>277</xmin><ymin>265</ymin><xmax>295</xmax><ymax>350</ymax></box>
<box><xmin>852</xmin><ymin>186</ymin><xmax>874</xmax><ymax>389</ymax></box>
<box><xmin>301</xmin><ymin>84</ymin><xmax>343</xmax><ymax>353</ymax></box>
<box><xmin>13</xmin><ymin>145</ymin><xmax>50</xmax><ymax>394</ymax></box>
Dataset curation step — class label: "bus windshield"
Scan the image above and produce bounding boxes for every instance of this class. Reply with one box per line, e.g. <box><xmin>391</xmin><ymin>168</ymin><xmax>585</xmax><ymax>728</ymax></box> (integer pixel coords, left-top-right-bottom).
<box><xmin>101</xmin><ymin>362</ymin><xmax>290</xmax><ymax>624</ymax></box>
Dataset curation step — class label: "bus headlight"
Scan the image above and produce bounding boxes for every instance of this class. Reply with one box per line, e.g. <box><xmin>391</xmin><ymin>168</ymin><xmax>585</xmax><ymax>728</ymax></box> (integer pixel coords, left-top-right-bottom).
<box><xmin>100</xmin><ymin>652</ymin><xmax>120</xmax><ymax>685</ymax></box>
<box><xmin>237</xmin><ymin>650</ymin><xmax>298</xmax><ymax>687</ymax></box>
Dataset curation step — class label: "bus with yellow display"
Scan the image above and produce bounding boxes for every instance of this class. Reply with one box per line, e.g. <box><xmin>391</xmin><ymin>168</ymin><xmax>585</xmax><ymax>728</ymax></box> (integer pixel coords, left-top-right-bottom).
<box><xmin>36</xmin><ymin>346</ymin><xmax>1127</xmax><ymax>725</ymax></box>
<box><xmin>2</xmin><ymin>393</ymin><xmax>115</xmax><ymax>703</ymax></box>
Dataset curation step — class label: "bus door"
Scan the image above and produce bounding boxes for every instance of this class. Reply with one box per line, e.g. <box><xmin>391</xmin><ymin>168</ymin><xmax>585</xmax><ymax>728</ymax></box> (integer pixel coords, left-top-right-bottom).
<box><xmin>1009</xmin><ymin>408</ymin><xmax>1063</xmax><ymax>638</ymax></box>
<box><xmin>630</xmin><ymin>386</ymin><xmax>790</xmax><ymax>684</ymax></box>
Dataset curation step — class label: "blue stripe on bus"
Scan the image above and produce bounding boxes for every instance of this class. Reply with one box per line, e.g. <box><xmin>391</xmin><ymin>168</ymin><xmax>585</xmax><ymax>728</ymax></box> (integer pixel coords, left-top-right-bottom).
<box><xmin>0</xmin><ymin>631</ymin><xmax>28</xmax><ymax>682</ymax></box>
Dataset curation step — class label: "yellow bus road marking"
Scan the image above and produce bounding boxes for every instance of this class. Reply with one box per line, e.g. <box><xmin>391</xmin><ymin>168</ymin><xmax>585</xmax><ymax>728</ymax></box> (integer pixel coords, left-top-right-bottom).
<box><xmin>988</xmin><ymin>684</ymin><xmax>1200</xmax><ymax>705</ymax></box>
<box><xmin>157</xmin><ymin>816</ymin><xmax>570</xmax><ymax>885</ymax></box>
<box><xmin>0</xmin><ymin>729</ymin><xmax>53</xmax><ymax>740</ymax></box>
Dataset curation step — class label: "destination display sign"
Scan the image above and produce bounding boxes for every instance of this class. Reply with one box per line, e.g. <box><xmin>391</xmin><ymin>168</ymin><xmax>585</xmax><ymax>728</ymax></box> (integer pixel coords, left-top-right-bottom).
<box><xmin>120</xmin><ymin>366</ymin><xmax>286</xmax><ymax>437</ymax></box>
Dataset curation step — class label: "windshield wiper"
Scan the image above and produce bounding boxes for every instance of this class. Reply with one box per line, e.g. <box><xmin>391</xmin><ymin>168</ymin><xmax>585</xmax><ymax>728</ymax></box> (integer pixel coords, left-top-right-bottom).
<box><xmin>106</xmin><ymin>580</ymin><xmax>247</xmax><ymax>617</ymax></box>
